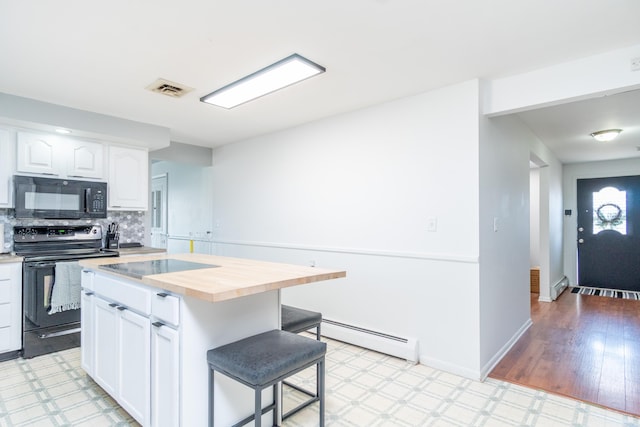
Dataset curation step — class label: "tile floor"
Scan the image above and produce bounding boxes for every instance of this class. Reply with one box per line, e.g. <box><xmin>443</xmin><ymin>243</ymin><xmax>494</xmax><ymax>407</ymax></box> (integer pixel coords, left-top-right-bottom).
<box><xmin>1</xmin><ymin>337</ymin><xmax>639</xmax><ymax>426</ymax></box>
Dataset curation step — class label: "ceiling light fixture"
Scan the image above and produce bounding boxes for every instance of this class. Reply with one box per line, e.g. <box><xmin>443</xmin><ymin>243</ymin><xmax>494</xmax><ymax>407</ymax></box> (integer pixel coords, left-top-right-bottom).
<box><xmin>200</xmin><ymin>53</ymin><xmax>325</xmax><ymax>109</ymax></box>
<box><xmin>590</xmin><ymin>129</ymin><xmax>622</xmax><ymax>142</ymax></box>
<box><xmin>55</xmin><ymin>128</ymin><xmax>72</xmax><ymax>134</ymax></box>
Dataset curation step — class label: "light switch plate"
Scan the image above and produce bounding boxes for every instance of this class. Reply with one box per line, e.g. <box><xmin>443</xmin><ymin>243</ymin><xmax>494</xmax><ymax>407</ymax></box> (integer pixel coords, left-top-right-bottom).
<box><xmin>426</xmin><ymin>217</ymin><xmax>437</xmax><ymax>232</ymax></box>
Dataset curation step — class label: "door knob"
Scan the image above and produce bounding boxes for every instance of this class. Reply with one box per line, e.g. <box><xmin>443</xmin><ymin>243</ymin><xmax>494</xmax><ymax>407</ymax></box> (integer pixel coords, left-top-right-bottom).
<box><xmin>578</xmin><ymin>227</ymin><xmax>584</xmax><ymax>232</ymax></box>
<box><xmin>578</xmin><ymin>238</ymin><xmax>584</xmax><ymax>244</ymax></box>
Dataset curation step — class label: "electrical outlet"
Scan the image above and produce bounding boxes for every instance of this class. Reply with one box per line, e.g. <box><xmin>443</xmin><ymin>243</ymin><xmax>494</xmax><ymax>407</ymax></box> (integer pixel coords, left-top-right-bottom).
<box><xmin>632</xmin><ymin>56</ymin><xmax>640</xmax><ymax>72</ymax></box>
<box><xmin>426</xmin><ymin>217</ymin><xmax>437</xmax><ymax>232</ymax></box>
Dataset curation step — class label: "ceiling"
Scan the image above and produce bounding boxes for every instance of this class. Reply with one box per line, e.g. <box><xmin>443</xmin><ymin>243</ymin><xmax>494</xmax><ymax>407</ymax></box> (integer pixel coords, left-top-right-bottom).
<box><xmin>1</xmin><ymin>1</ymin><xmax>640</xmax><ymax>164</ymax></box>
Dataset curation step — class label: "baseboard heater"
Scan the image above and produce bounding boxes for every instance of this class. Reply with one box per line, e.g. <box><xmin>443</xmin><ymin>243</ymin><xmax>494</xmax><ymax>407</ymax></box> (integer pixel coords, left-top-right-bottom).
<box><xmin>552</xmin><ymin>276</ymin><xmax>569</xmax><ymax>300</ymax></box>
<box><xmin>321</xmin><ymin>319</ymin><xmax>418</xmax><ymax>363</ymax></box>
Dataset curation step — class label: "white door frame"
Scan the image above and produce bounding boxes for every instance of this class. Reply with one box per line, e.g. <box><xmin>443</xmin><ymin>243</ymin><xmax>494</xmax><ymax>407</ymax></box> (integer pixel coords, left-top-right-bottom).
<box><xmin>151</xmin><ymin>174</ymin><xmax>168</xmax><ymax>249</ymax></box>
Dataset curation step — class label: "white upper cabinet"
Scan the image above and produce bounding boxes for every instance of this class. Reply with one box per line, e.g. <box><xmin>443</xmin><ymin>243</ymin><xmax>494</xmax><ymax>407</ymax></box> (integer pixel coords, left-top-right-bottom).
<box><xmin>0</xmin><ymin>128</ymin><xmax>16</xmax><ymax>207</ymax></box>
<box><xmin>66</xmin><ymin>139</ymin><xmax>104</xmax><ymax>179</ymax></box>
<box><xmin>108</xmin><ymin>145</ymin><xmax>149</xmax><ymax>210</ymax></box>
<box><xmin>16</xmin><ymin>131</ymin><xmax>105</xmax><ymax>179</ymax></box>
<box><xmin>16</xmin><ymin>132</ymin><xmax>59</xmax><ymax>176</ymax></box>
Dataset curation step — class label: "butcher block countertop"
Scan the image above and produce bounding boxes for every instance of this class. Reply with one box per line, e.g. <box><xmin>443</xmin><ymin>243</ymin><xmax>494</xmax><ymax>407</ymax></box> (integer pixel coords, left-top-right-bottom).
<box><xmin>79</xmin><ymin>253</ymin><xmax>346</xmax><ymax>303</ymax></box>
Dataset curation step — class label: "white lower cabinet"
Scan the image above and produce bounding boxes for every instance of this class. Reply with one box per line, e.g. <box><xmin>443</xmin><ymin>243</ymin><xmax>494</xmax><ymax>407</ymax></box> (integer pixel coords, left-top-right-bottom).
<box><xmin>0</xmin><ymin>263</ymin><xmax>22</xmax><ymax>356</ymax></box>
<box><xmin>82</xmin><ymin>272</ymin><xmax>176</xmax><ymax>426</ymax></box>
<box><xmin>118</xmin><ymin>308</ymin><xmax>151</xmax><ymax>425</ymax></box>
<box><xmin>80</xmin><ymin>290</ymin><xmax>95</xmax><ymax>375</ymax></box>
<box><xmin>93</xmin><ymin>298</ymin><xmax>119</xmax><ymax>397</ymax></box>
<box><xmin>151</xmin><ymin>323</ymin><xmax>180</xmax><ymax>427</ymax></box>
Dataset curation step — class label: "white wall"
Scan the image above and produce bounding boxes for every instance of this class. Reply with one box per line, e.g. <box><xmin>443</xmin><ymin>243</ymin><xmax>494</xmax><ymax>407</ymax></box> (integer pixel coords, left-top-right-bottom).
<box><xmin>211</xmin><ymin>80</ymin><xmax>486</xmax><ymax>378</ymax></box>
<box><xmin>151</xmin><ymin>161</ymin><xmax>214</xmax><ymax>253</ymax></box>
<box><xmin>530</xmin><ymin>168</ymin><xmax>540</xmax><ymax>267</ymax></box>
<box><xmin>525</xmin><ymin>128</ymin><xmax>564</xmax><ymax>302</ymax></box>
<box><xmin>477</xmin><ymin>113</ymin><xmax>533</xmax><ymax>377</ymax></box>
<box><xmin>485</xmin><ymin>43</ymin><xmax>640</xmax><ymax>115</ymax></box>
<box><xmin>0</xmin><ymin>92</ymin><xmax>170</xmax><ymax>148</ymax></box>
<box><xmin>563</xmin><ymin>158</ymin><xmax>640</xmax><ymax>285</ymax></box>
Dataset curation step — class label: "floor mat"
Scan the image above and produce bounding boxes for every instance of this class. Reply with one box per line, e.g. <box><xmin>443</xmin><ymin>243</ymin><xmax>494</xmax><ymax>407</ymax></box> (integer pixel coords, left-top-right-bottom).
<box><xmin>571</xmin><ymin>286</ymin><xmax>640</xmax><ymax>300</ymax></box>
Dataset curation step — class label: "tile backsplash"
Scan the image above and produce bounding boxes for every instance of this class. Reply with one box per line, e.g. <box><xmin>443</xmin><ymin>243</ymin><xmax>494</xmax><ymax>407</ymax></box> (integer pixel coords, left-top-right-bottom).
<box><xmin>0</xmin><ymin>209</ymin><xmax>145</xmax><ymax>253</ymax></box>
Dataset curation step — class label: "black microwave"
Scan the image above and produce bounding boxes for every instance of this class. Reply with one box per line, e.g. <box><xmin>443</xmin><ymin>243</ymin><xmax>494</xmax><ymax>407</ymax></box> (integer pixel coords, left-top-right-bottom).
<box><xmin>14</xmin><ymin>175</ymin><xmax>107</xmax><ymax>219</ymax></box>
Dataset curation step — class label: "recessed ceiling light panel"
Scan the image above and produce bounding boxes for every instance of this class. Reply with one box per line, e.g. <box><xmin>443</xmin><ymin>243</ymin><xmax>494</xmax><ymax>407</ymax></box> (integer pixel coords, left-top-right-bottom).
<box><xmin>200</xmin><ymin>54</ymin><xmax>325</xmax><ymax>109</ymax></box>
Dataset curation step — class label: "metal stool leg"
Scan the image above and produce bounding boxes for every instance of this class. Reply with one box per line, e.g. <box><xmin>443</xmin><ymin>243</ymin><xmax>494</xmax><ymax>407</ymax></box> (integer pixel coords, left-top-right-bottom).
<box><xmin>273</xmin><ymin>384</ymin><xmax>278</xmax><ymax>426</ymax></box>
<box><xmin>209</xmin><ymin>369</ymin><xmax>214</xmax><ymax>427</ymax></box>
<box><xmin>319</xmin><ymin>359</ymin><xmax>325</xmax><ymax>427</ymax></box>
<box><xmin>255</xmin><ymin>387</ymin><xmax>262</xmax><ymax>427</ymax></box>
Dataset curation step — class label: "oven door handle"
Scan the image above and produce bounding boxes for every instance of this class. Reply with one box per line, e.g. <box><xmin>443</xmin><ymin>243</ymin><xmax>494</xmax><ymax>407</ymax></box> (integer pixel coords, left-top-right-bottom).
<box><xmin>46</xmin><ymin>267</ymin><xmax>56</xmax><ymax>313</ymax></box>
<box><xmin>84</xmin><ymin>188</ymin><xmax>92</xmax><ymax>213</ymax></box>
<box><xmin>26</xmin><ymin>261</ymin><xmax>57</xmax><ymax>268</ymax></box>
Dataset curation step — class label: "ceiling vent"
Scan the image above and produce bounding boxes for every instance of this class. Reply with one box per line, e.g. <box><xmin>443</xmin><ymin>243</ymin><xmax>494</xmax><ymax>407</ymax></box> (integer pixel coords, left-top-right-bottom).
<box><xmin>146</xmin><ymin>78</ymin><xmax>193</xmax><ymax>98</ymax></box>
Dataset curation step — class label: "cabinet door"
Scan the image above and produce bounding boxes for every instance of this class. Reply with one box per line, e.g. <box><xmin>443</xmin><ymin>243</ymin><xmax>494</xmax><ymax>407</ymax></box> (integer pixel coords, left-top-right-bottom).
<box><xmin>93</xmin><ymin>298</ymin><xmax>119</xmax><ymax>396</ymax></box>
<box><xmin>80</xmin><ymin>290</ymin><xmax>95</xmax><ymax>375</ymax></box>
<box><xmin>0</xmin><ymin>128</ymin><xmax>15</xmax><ymax>207</ymax></box>
<box><xmin>151</xmin><ymin>323</ymin><xmax>180</xmax><ymax>427</ymax></box>
<box><xmin>67</xmin><ymin>139</ymin><xmax>104</xmax><ymax>179</ymax></box>
<box><xmin>108</xmin><ymin>145</ymin><xmax>149</xmax><ymax>210</ymax></box>
<box><xmin>16</xmin><ymin>132</ymin><xmax>60</xmax><ymax>176</ymax></box>
<box><xmin>0</xmin><ymin>263</ymin><xmax>21</xmax><ymax>353</ymax></box>
<box><xmin>118</xmin><ymin>308</ymin><xmax>151</xmax><ymax>426</ymax></box>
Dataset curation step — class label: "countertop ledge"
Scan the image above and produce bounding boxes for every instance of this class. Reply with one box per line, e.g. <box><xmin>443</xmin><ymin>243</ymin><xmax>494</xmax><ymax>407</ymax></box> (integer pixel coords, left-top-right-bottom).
<box><xmin>0</xmin><ymin>254</ymin><xmax>23</xmax><ymax>264</ymax></box>
<box><xmin>79</xmin><ymin>253</ymin><xmax>346</xmax><ymax>303</ymax></box>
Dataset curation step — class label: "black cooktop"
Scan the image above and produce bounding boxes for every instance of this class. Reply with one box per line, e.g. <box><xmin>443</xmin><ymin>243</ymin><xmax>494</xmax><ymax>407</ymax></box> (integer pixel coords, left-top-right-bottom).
<box><xmin>100</xmin><ymin>259</ymin><xmax>219</xmax><ymax>279</ymax></box>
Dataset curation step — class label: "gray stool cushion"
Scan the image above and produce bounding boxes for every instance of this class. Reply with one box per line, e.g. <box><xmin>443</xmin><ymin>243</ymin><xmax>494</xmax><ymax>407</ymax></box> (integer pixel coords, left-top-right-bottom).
<box><xmin>282</xmin><ymin>305</ymin><xmax>322</xmax><ymax>334</ymax></box>
<box><xmin>207</xmin><ymin>330</ymin><xmax>326</xmax><ymax>387</ymax></box>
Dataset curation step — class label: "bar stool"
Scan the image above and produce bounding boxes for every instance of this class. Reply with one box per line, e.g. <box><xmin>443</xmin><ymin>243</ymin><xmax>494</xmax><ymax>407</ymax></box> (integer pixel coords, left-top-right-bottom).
<box><xmin>281</xmin><ymin>305</ymin><xmax>322</xmax><ymax>420</ymax></box>
<box><xmin>281</xmin><ymin>304</ymin><xmax>322</xmax><ymax>340</ymax></box>
<box><xmin>207</xmin><ymin>329</ymin><xmax>326</xmax><ymax>427</ymax></box>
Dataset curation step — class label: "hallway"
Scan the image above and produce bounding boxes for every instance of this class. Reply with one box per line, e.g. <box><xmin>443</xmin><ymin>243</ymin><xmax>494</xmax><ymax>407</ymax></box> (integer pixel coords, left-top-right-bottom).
<box><xmin>490</xmin><ymin>290</ymin><xmax>640</xmax><ymax>417</ymax></box>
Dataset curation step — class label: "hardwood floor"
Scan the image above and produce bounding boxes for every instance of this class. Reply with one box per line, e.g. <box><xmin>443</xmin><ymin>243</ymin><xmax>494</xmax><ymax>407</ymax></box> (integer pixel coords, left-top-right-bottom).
<box><xmin>489</xmin><ymin>289</ymin><xmax>640</xmax><ymax>417</ymax></box>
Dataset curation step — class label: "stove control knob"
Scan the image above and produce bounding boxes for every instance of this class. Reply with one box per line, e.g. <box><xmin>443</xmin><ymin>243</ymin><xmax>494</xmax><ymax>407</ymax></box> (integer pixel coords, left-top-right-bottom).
<box><xmin>17</xmin><ymin>228</ymin><xmax>37</xmax><ymax>238</ymax></box>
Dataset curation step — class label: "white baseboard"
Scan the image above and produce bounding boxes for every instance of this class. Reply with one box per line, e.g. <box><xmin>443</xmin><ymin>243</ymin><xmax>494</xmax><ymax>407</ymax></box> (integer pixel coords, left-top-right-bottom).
<box><xmin>322</xmin><ymin>319</ymin><xmax>418</xmax><ymax>363</ymax></box>
<box><xmin>418</xmin><ymin>355</ymin><xmax>482</xmax><ymax>380</ymax></box>
<box><xmin>479</xmin><ymin>318</ymin><xmax>533</xmax><ymax>381</ymax></box>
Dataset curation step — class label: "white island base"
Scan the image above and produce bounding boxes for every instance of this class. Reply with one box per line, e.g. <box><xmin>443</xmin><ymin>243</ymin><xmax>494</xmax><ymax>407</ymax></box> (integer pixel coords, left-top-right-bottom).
<box><xmin>82</xmin><ymin>270</ymin><xmax>279</xmax><ymax>427</ymax></box>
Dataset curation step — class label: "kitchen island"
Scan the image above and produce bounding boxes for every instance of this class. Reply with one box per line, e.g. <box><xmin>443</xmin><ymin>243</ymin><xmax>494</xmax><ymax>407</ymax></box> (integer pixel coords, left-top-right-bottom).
<box><xmin>79</xmin><ymin>253</ymin><xmax>345</xmax><ymax>427</ymax></box>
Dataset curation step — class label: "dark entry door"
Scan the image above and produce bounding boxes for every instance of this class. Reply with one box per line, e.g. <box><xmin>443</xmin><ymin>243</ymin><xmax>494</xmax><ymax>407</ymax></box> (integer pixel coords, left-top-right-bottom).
<box><xmin>577</xmin><ymin>175</ymin><xmax>640</xmax><ymax>291</ymax></box>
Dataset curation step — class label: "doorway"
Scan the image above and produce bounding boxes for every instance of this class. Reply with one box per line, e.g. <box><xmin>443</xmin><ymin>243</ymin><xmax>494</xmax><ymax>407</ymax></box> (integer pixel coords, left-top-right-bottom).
<box><xmin>577</xmin><ymin>175</ymin><xmax>640</xmax><ymax>291</ymax></box>
<box><xmin>150</xmin><ymin>174</ymin><xmax>168</xmax><ymax>249</ymax></box>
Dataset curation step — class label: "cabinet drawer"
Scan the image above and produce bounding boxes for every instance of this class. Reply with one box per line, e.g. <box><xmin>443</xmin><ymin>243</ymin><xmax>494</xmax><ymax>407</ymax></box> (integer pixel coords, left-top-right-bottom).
<box><xmin>95</xmin><ymin>275</ymin><xmax>151</xmax><ymax>315</ymax></box>
<box><xmin>151</xmin><ymin>292</ymin><xmax>179</xmax><ymax>326</ymax></box>
<box><xmin>0</xmin><ymin>303</ymin><xmax>11</xmax><ymax>328</ymax></box>
<box><xmin>0</xmin><ymin>265</ymin><xmax>12</xmax><ymax>280</ymax></box>
<box><xmin>0</xmin><ymin>280</ymin><xmax>10</xmax><ymax>303</ymax></box>
<box><xmin>81</xmin><ymin>270</ymin><xmax>95</xmax><ymax>291</ymax></box>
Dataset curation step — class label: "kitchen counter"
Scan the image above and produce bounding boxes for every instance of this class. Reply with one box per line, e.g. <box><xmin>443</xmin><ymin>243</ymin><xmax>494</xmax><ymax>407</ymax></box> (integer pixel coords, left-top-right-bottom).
<box><xmin>79</xmin><ymin>253</ymin><xmax>346</xmax><ymax>426</ymax></box>
<box><xmin>79</xmin><ymin>253</ymin><xmax>346</xmax><ymax>302</ymax></box>
<box><xmin>0</xmin><ymin>254</ymin><xmax>22</xmax><ymax>264</ymax></box>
